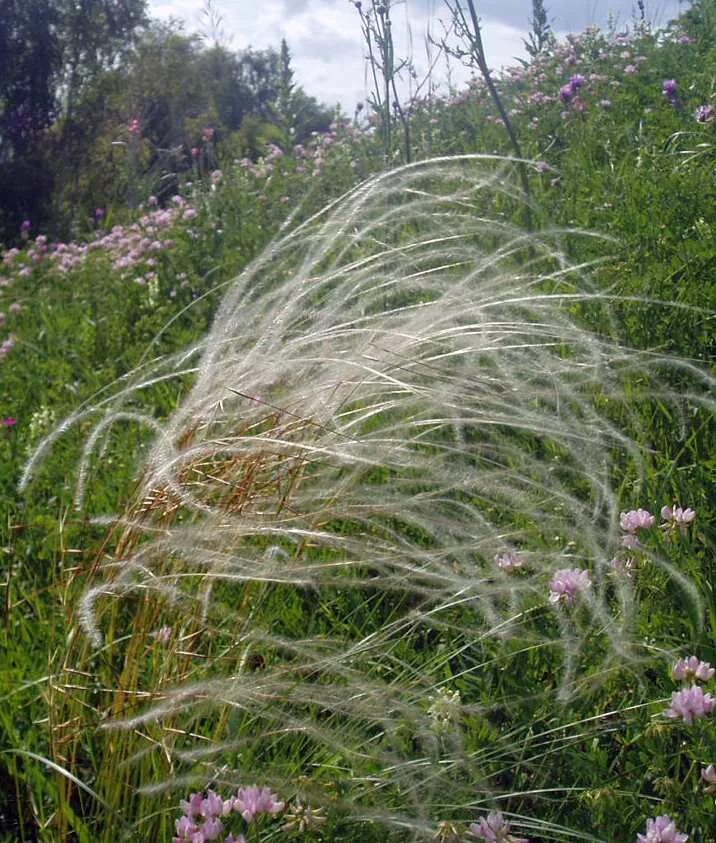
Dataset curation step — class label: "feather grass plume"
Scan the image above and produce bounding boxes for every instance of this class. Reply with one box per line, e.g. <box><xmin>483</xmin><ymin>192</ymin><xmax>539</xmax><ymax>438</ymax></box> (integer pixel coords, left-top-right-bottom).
<box><xmin>27</xmin><ymin>156</ymin><xmax>712</xmax><ymax>841</ymax></box>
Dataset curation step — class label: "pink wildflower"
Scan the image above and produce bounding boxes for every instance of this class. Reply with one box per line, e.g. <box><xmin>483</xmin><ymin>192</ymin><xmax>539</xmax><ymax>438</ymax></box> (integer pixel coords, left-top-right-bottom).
<box><xmin>549</xmin><ymin>568</ymin><xmax>591</xmax><ymax>606</ymax></box>
<box><xmin>9</xmin><ymin>302</ymin><xmax>21</xmax><ymax>315</ymax></box>
<box><xmin>495</xmin><ymin>551</ymin><xmax>525</xmax><ymax>571</ymax></box>
<box><xmin>672</xmin><ymin>655</ymin><xmax>714</xmax><ymax>682</ymax></box>
<box><xmin>1</xmin><ymin>417</ymin><xmax>18</xmax><ymax>427</ymax></box>
<box><xmin>701</xmin><ymin>764</ymin><xmax>716</xmax><ymax>793</ymax></box>
<box><xmin>636</xmin><ymin>815</ymin><xmax>688</xmax><ymax>843</ymax></box>
<box><xmin>660</xmin><ymin>505</ymin><xmax>696</xmax><ymax>529</ymax></box>
<box><xmin>469</xmin><ymin>810</ymin><xmax>529</xmax><ymax>842</ymax></box>
<box><xmin>232</xmin><ymin>786</ymin><xmax>284</xmax><ymax>823</ymax></box>
<box><xmin>620</xmin><ymin>509</ymin><xmax>655</xmax><ymax>533</ymax></box>
<box><xmin>664</xmin><ymin>685</ymin><xmax>715</xmax><ymax>724</ymax></box>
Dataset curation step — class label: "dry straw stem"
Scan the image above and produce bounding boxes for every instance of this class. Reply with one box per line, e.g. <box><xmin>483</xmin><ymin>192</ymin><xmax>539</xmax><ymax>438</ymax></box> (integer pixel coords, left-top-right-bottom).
<box><xmin>29</xmin><ymin>156</ymin><xmax>712</xmax><ymax>840</ymax></box>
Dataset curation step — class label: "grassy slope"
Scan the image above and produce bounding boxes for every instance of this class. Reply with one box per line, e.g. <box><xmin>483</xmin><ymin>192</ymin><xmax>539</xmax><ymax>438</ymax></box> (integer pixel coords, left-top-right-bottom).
<box><xmin>0</xmin><ymin>5</ymin><xmax>714</xmax><ymax>841</ymax></box>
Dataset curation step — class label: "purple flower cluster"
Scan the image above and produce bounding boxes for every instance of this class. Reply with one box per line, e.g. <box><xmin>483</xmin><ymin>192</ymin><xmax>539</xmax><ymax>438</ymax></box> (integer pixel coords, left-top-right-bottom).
<box><xmin>660</xmin><ymin>505</ymin><xmax>696</xmax><ymax>529</ymax></box>
<box><xmin>469</xmin><ymin>810</ymin><xmax>529</xmax><ymax>842</ymax></box>
<box><xmin>619</xmin><ymin>508</ymin><xmax>655</xmax><ymax>548</ymax></box>
<box><xmin>664</xmin><ymin>685</ymin><xmax>715</xmax><ymax>724</ymax></box>
<box><xmin>1</xmin><ymin>201</ymin><xmax>193</xmax><ymax>284</ymax></box>
<box><xmin>174</xmin><ymin>786</ymin><xmax>283</xmax><ymax>843</ymax></box>
<box><xmin>672</xmin><ymin>655</ymin><xmax>713</xmax><ymax>682</ymax></box>
<box><xmin>495</xmin><ymin>550</ymin><xmax>525</xmax><ymax>571</ymax></box>
<box><xmin>549</xmin><ymin>568</ymin><xmax>591</xmax><ymax>606</ymax></box>
<box><xmin>636</xmin><ymin>815</ymin><xmax>688</xmax><ymax>843</ymax></box>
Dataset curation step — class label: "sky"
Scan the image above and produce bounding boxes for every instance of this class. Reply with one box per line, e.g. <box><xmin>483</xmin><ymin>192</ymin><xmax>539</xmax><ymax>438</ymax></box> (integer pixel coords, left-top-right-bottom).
<box><xmin>147</xmin><ymin>0</ymin><xmax>686</xmax><ymax>110</ymax></box>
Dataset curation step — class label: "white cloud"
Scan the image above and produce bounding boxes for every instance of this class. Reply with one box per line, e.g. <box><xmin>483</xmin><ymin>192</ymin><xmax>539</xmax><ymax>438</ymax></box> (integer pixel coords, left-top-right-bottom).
<box><xmin>147</xmin><ymin>0</ymin><xmax>684</xmax><ymax>109</ymax></box>
<box><xmin>147</xmin><ymin>0</ymin><xmax>527</xmax><ymax>109</ymax></box>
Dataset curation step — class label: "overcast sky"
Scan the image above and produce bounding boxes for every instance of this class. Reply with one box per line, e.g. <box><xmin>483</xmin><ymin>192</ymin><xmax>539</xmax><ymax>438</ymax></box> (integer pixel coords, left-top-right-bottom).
<box><xmin>148</xmin><ymin>0</ymin><xmax>686</xmax><ymax>109</ymax></box>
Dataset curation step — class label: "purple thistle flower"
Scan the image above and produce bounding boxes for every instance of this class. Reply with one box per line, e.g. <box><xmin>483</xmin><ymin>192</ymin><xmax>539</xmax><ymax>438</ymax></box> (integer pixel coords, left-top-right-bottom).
<box><xmin>549</xmin><ymin>568</ymin><xmax>591</xmax><ymax>607</ymax></box>
<box><xmin>663</xmin><ymin>79</ymin><xmax>679</xmax><ymax>99</ymax></box>
<box><xmin>664</xmin><ymin>684</ymin><xmax>715</xmax><ymax>724</ymax></box>
<box><xmin>569</xmin><ymin>73</ymin><xmax>586</xmax><ymax>90</ymax></box>
<box><xmin>469</xmin><ymin>810</ymin><xmax>529</xmax><ymax>842</ymax></box>
<box><xmin>232</xmin><ymin>786</ymin><xmax>284</xmax><ymax>823</ymax></box>
<box><xmin>636</xmin><ymin>815</ymin><xmax>688</xmax><ymax>843</ymax></box>
<box><xmin>695</xmin><ymin>104</ymin><xmax>716</xmax><ymax>122</ymax></box>
<box><xmin>673</xmin><ymin>655</ymin><xmax>714</xmax><ymax>682</ymax></box>
<box><xmin>1</xmin><ymin>417</ymin><xmax>18</xmax><ymax>427</ymax></box>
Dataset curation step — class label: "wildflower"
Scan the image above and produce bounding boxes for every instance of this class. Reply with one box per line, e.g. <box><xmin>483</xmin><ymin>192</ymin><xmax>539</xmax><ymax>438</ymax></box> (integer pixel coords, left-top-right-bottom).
<box><xmin>559</xmin><ymin>84</ymin><xmax>574</xmax><ymax>104</ymax></box>
<box><xmin>599</xmin><ymin>99</ymin><xmax>613</xmax><ymax>109</ymax></box>
<box><xmin>435</xmin><ymin>820</ymin><xmax>464</xmax><ymax>841</ymax></box>
<box><xmin>495</xmin><ymin>551</ymin><xmax>525</xmax><ymax>570</ymax></box>
<box><xmin>9</xmin><ymin>302</ymin><xmax>21</xmax><ymax>315</ymax></box>
<box><xmin>191</xmin><ymin>147</ymin><xmax>200</xmax><ymax>158</ymax></box>
<box><xmin>620</xmin><ymin>509</ymin><xmax>655</xmax><ymax>532</ymax></box>
<box><xmin>663</xmin><ymin>79</ymin><xmax>678</xmax><ymax>99</ymax></box>
<box><xmin>202</xmin><ymin>127</ymin><xmax>215</xmax><ymax>142</ymax></box>
<box><xmin>549</xmin><ymin>568</ymin><xmax>591</xmax><ymax>606</ymax></box>
<box><xmin>569</xmin><ymin>74</ymin><xmax>585</xmax><ymax>90</ymax></box>
<box><xmin>660</xmin><ymin>505</ymin><xmax>696</xmax><ymax>529</ymax></box>
<box><xmin>95</xmin><ymin>208</ymin><xmax>105</xmax><ymax>221</ymax></box>
<box><xmin>281</xmin><ymin>802</ymin><xmax>326</xmax><ymax>834</ymax></box>
<box><xmin>232</xmin><ymin>786</ymin><xmax>284</xmax><ymax>822</ymax></box>
<box><xmin>469</xmin><ymin>810</ymin><xmax>528</xmax><ymax>842</ymax></box>
<box><xmin>428</xmin><ymin>687</ymin><xmax>461</xmax><ymax>731</ymax></box>
<box><xmin>695</xmin><ymin>104</ymin><xmax>716</xmax><ymax>122</ymax></box>
<box><xmin>535</xmin><ymin>161</ymin><xmax>551</xmax><ymax>173</ymax></box>
<box><xmin>701</xmin><ymin>764</ymin><xmax>716</xmax><ymax>793</ymax></box>
<box><xmin>677</xmin><ymin>34</ymin><xmax>694</xmax><ymax>44</ymax></box>
<box><xmin>128</xmin><ymin>117</ymin><xmax>141</xmax><ymax>136</ymax></box>
<box><xmin>664</xmin><ymin>685</ymin><xmax>715</xmax><ymax>724</ymax></box>
<box><xmin>1</xmin><ymin>417</ymin><xmax>18</xmax><ymax>427</ymax></box>
<box><xmin>636</xmin><ymin>815</ymin><xmax>688</xmax><ymax>843</ymax></box>
<box><xmin>610</xmin><ymin>556</ymin><xmax>637</xmax><ymax>577</ymax></box>
<box><xmin>211</xmin><ymin>170</ymin><xmax>223</xmax><ymax>186</ymax></box>
<box><xmin>624</xmin><ymin>64</ymin><xmax>638</xmax><ymax>75</ymax></box>
<box><xmin>673</xmin><ymin>655</ymin><xmax>714</xmax><ymax>682</ymax></box>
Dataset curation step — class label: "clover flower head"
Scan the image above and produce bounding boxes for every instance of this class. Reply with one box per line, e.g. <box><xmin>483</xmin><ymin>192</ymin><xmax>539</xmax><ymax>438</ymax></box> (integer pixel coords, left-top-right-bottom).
<box><xmin>549</xmin><ymin>568</ymin><xmax>591</xmax><ymax>606</ymax></box>
<box><xmin>232</xmin><ymin>786</ymin><xmax>284</xmax><ymax>823</ymax></box>
<box><xmin>701</xmin><ymin>764</ymin><xmax>716</xmax><ymax>792</ymax></box>
<box><xmin>673</xmin><ymin>655</ymin><xmax>714</xmax><ymax>682</ymax></box>
<box><xmin>282</xmin><ymin>802</ymin><xmax>327</xmax><ymax>834</ymax></box>
<box><xmin>495</xmin><ymin>550</ymin><xmax>525</xmax><ymax>571</ymax></box>
<box><xmin>660</xmin><ymin>505</ymin><xmax>696</xmax><ymax>528</ymax></box>
<box><xmin>620</xmin><ymin>509</ymin><xmax>655</xmax><ymax>533</ymax></box>
<box><xmin>695</xmin><ymin>104</ymin><xmax>716</xmax><ymax>122</ymax></box>
<box><xmin>559</xmin><ymin>84</ymin><xmax>574</xmax><ymax>103</ymax></box>
<box><xmin>663</xmin><ymin>79</ymin><xmax>678</xmax><ymax>98</ymax></box>
<box><xmin>636</xmin><ymin>814</ymin><xmax>688</xmax><ymax>843</ymax></box>
<box><xmin>610</xmin><ymin>556</ymin><xmax>637</xmax><ymax>577</ymax></box>
<box><xmin>469</xmin><ymin>810</ymin><xmax>528</xmax><ymax>842</ymax></box>
<box><xmin>428</xmin><ymin>687</ymin><xmax>461</xmax><ymax>731</ymax></box>
<box><xmin>664</xmin><ymin>684</ymin><xmax>715</xmax><ymax>724</ymax></box>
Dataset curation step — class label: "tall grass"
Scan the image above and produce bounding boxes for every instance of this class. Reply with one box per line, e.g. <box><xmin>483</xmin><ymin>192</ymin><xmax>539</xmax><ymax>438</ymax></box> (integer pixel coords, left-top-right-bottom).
<box><xmin>23</xmin><ymin>156</ymin><xmax>713</xmax><ymax>841</ymax></box>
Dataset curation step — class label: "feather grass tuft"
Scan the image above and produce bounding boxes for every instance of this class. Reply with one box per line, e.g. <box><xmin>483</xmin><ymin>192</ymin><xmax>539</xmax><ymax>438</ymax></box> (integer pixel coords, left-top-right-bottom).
<box><xmin>29</xmin><ymin>156</ymin><xmax>713</xmax><ymax>840</ymax></box>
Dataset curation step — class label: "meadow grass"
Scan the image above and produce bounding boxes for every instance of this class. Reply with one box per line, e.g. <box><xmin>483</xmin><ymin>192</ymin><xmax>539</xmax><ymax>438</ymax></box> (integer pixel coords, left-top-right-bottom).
<box><xmin>1</xmin><ymin>6</ymin><xmax>714</xmax><ymax>842</ymax></box>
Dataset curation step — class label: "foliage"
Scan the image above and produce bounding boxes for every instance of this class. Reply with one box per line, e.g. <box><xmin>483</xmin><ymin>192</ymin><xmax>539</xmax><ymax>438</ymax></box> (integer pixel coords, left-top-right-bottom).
<box><xmin>0</xmin><ymin>2</ymin><xmax>715</xmax><ymax>842</ymax></box>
